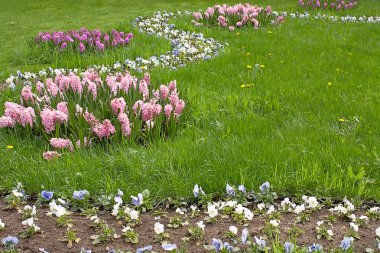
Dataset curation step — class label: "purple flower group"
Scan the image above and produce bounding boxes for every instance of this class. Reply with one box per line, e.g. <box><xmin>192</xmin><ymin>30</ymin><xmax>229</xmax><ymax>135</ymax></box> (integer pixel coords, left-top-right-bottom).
<box><xmin>298</xmin><ymin>0</ymin><xmax>358</xmax><ymax>10</ymax></box>
<box><xmin>35</xmin><ymin>28</ymin><xmax>133</xmax><ymax>53</ymax></box>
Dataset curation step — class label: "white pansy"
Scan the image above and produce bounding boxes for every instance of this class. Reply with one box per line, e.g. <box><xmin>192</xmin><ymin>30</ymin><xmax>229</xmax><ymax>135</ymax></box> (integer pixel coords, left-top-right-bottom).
<box><xmin>350</xmin><ymin>222</ymin><xmax>359</xmax><ymax>232</ymax></box>
<box><xmin>229</xmin><ymin>226</ymin><xmax>238</xmax><ymax>235</ymax></box>
<box><xmin>207</xmin><ymin>204</ymin><xmax>218</xmax><ymax>218</ymax></box>
<box><xmin>130</xmin><ymin>210</ymin><xmax>139</xmax><ymax>220</ymax></box>
<box><xmin>270</xmin><ymin>219</ymin><xmax>280</xmax><ymax>227</ymax></box>
<box><xmin>154</xmin><ymin>222</ymin><xmax>165</xmax><ymax>234</ymax></box>
<box><xmin>197</xmin><ymin>221</ymin><xmax>205</xmax><ymax>230</ymax></box>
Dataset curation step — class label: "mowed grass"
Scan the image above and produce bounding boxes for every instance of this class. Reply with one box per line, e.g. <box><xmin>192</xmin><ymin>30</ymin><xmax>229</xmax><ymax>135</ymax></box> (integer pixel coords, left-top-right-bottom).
<box><xmin>0</xmin><ymin>0</ymin><xmax>380</xmax><ymax>201</ymax></box>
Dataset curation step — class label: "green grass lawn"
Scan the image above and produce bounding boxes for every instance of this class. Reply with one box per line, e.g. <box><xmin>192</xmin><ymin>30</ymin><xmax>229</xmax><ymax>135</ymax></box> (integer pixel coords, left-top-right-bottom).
<box><xmin>1</xmin><ymin>0</ymin><xmax>380</xmax><ymax>201</ymax></box>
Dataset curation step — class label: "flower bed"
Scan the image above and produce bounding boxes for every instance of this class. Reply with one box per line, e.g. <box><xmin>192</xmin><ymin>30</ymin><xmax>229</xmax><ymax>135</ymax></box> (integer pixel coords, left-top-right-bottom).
<box><xmin>191</xmin><ymin>4</ymin><xmax>285</xmax><ymax>30</ymax></box>
<box><xmin>34</xmin><ymin>29</ymin><xmax>133</xmax><ymax>53</ymax></box>
<box><xmin>0</xmin><ymin>70</ymin><xmax>185</xmax><ymax>159</ymax></box>
<box><xmin>0</xmin><ymin>182</ymin><xmax>379</xmax><ymax>252</ymax></box>
<box><xmin>298</xmin><ymin>0</ymin><xmax>358</xmax><ymax>11</ymax></box>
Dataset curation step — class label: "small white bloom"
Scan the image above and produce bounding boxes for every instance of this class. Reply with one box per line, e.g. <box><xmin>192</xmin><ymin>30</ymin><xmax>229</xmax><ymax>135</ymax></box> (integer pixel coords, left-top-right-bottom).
<box><xmin>266</xmin><ymin>205</ymin><xmax>275</xmax><ymax>215</ymax></box>
<box><xmin>376</xmin><ymin>227</ymin><xmax>380</xmax><ymax>238</ymax></box>
<box><xmin>0</xmin><ymin>219</ymin><xmax>5</xmax><ymax>229</ymax></box>
<box><xmin>207</xmin><ymin>205</ymin><xmax>218</xmax><ymax>218</ymax></box>
<box><xmin>22</xmin><ymin>217</ymin><xmax>34</xmax><ymax>226</ymax></box>
<box><xmin>229</xmin><ymin>226</ymin><xmax>238</xmax><ymax>235</ymax></box>
<box><xmin>197</xmin><ymin>221</ymin><xmax>205</xmax><ymax>230</ymax></box>
<box><xmin>130</xmin><ymin>210</ymin><xmax>139</xmax><ymax>220</ymax></box>
<box><xmin>122</xmin><ymin>226</ymin><xmax>132</xmax><ymax>233</ymax></box>
<box><xmin>293</xmin><ymin>204</ymin><xmax>305</xmax><ymax>214</ymax></box>
<box><xmin>270</xmin><ymin>219</ymin><xmax>279</xmax><ymax>227</ymax></box>
<box><xmin>154</xmin><ymin>222</ymin><xmax>165</xmax><ymax>234</ymax></box>
<box><xmin>327</xmin><ymin>229</ymin><xmax>333</xmax><ymax>237</ymax></box>
<box><xmin>175</xmin><ymin>208</ymin><xmax>184</xmax><ymax>215</ymax></box>
<box><xmin>257</xmin><ymin>203</ymin><xmax>265</xmax><ymax>211</ymax></box>
<box><xmin>350</xmin><ymin>222</ymin><xmax>359</xmax><ymax>232</ymax></box>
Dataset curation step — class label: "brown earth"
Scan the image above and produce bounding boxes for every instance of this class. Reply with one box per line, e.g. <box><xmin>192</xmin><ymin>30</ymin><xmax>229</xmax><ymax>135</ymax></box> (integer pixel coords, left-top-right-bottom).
<box><xmin>0</xmin><ymin>201</ymin><xmax>379</xmax><ymax>253</ymax></box>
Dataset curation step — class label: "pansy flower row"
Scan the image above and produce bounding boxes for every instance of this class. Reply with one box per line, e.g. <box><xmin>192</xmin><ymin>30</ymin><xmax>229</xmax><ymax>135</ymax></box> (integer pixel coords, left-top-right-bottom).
<box><xmin>35</xmin><ymin>28</ymin><xmax>133</xmax><ymax>53</ymax></box>
<box><xmin>298</xmin><ymin>0</ymin><xmax>358</xmax><ymax>11</ymax></box>
<box><xmin>0</xmin><ymin>70</ymin><xmax>185</xmax><ymax>159</ymax></box>
<box><xmin>5</xmin><ymin>11</ymin><xmax>224</xmax><ymax>89</ymax></box>
<box><xmin>273</xmin><ymin>10</ymin><xmax>380</xmax><ymax>23</ymax></box>
<box><xmin>1</xmin><ymin>182</ymin><xmax>380</xmax><ymax>252</ymax></box>
<box><xmin>192</xmin><ymin>3</ymin><xmax>285</xmax><ymax>31</ymax></box>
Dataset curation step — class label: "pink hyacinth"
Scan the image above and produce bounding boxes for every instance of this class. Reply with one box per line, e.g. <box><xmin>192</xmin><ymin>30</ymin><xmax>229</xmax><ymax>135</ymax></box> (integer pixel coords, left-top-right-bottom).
<box><xmin>0</xmin><ymin>116</ymin><xmax>16</xmax><ymax>128</ymax></box>
<box><xmin>36</xmin><ymin>81</ymin><xmax>44</xmax><ymax>94</ymax></box>
<box><xmin>45</xmin><ymin>79</ymin><xmax>59</xmax><ymax>97</ymax></box>
<box><xmin>139</xmin><ymin>80</ymin><xmax>149</xmax><ymax>99</ymax></box>
<box><xmin>132</xmin><ymin>100</ymin><xmax>143</xmax><ymax>115</ymax></box>
<box><xmin>79</xmin><ymin>42</ymin><xmax>86</xmax><ymax>53</ymax></box>
<box><xmin>174</xmin><ymin>100</ymin><xmax>185</xmax><ymax>115</ymax></box>
<box><xmin>118</xmin><ymin>113</ymin><xmax>131</xmax><ymax>136</ymax></box>
<box><xmin>20</xmin><ymin>107</ymin><xmax>35</xmax><ymax>128</ymax></box>
<box><xmin>160</xmin><ymin>85</ymin><xmax>170</xmax><ymax>100</ymax></box>
<box><xmin>43</xmin><ymin>151</ymin><xmax>61</xmax><ymax>160</ymax></box>
<box><xmin>21</xmin><ymin>86</ymin><xmax>34</xmax><ymax>103</ymax></box>
<box><xmin>83</xmin><ymin>111</ymin><xmax>99</xmax><ymax>126</ymax></box>
<box><xmin>141</xmin><ymin>102</ymin><xmax>155</xmax><ymax>121</ymax></box>
<box><xmin>164</xmin><ymin>104</ymin><xmax>173</xmax><ymax>119</ymax></box>
<box><xmin>143</xmin><ymin>72</ymin><xmax>150</xmax><ymax>85</ymax></box>
<box><xmin>168</xmin><ymin>80</ymin><xmax>177</xmax><ymax>92</ymax></box>
<box><xmin>86</xmin><ymin>80</ymin><xmax>98</xmax><ymax>100</ymax></box>
<box><xmin>92</xmin><ymin>119</ymin><xmax>116</xmax><ymax>139</ymax></box>
<box><xmin>4</xmin><ymin>102</ymin><xmax>24</xmax><ymax>122</ymax></box>
<box><xmin>265</xmin><ymin>5</ymin><xmax>272</xmax><ymax>14</ymax></box>
<box><xmin>40</xmin><ymin>107</ymin><xmax>68</xmax><ymax>133</ymax></box>
<box><xmin>57</xmin><ymin>102</ymin><xmax>69</xmax><ymax>116</ymax></box>
<box><xmin>169</xmin><ymin>91</ymin><xmax>179</xmax><ymax>106</ymax></box>
<box><xmin>111</xmin><ymin>97</ymin><xmax>127</xmax><ymax>115</ymax></box>
<box><xmin>50</xmin><ymin>138</ymin><xmax>73</xmax><ymax>152</ymax></box>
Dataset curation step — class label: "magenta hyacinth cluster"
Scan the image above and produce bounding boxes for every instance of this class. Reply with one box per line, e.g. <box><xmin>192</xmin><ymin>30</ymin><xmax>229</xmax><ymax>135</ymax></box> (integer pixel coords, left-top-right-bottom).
<box><xmin>298</xmin><ymin>0</ymin><xmax>358</xmax><ymax>10</ymax></box>
<box><xmin>192</xmin><ymin>3</ymin><xmax>284</xmax><ymax>31</ymax></box>
<box><xmin>35</xmin><ymin>28</ymin><xmax>133</xmax><ymax>53</ymax></box>
<box><xmin>0</xmin><ymin>70</ymin><xmax>185</xmax><ymax>160</ymax></box>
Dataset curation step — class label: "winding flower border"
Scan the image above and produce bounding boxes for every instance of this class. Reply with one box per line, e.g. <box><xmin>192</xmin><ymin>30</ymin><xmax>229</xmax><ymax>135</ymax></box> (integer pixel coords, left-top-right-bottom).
<box><xmin>5</xmin><ymin>11</ymin><xmax>224</xmax><ymax>89</ymax></box>
<box><xmin>5</xmin><ymin>9</ymin><xmax>380</xmax><ymax>89</ymax></box>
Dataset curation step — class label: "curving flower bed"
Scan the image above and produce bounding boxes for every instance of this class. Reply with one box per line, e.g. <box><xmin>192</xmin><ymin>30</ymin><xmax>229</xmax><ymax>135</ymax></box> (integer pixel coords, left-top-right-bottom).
<box><xmin>5</xmin><ymin>11</ymin><xmax>224</xmax><ymax>89</ymax></box>
<box><xmin>192</xmin><ymin>3</ymin><xmax>285</xmax><ymax>31</ymax></box>
<box><xmin>34</xmin><ymin>29</ymin><xmax>133</xmax><ymax>53</ymax></box>
<box><xmin>298</xmin><ymin>0</ymin><xmax>358</xmax><ymax>11</ymax></box>
<box><xmin>0</xmin><ymin>70</ymin><xmax>185</xmax><ymax>159</ymax></box>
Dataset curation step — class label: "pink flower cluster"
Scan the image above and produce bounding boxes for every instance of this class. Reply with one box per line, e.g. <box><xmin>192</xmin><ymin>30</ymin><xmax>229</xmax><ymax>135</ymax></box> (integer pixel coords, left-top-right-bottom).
<box><xmin>0</xmin><ymin>102</ymin><xmax>35</xmax><ymax>128</ymax></box>
<box><xmin>192</xmin><ymin>3</ymin><xmax>284</xmax><ymax>30</ymax></box>
<box><xmin>298</xmin><ymin>0</ymin><xmax>358</xmax><ymax>10</ymax></box>
<box><xmin>35</xmin><ymin>28</ymin><xmax>133</xmax><ymax>53</ymax></box>
<box><xmin>50</xmin><ymin>138</ymin><xmax>74</xmax><ymax>152</ymax></box>
<box><xmin>0</xmin><ymin>70</ymin><xmax>185</xmax><ymax>160</ymax></box>
<box><xmin>40</xmin><ymin>107</ymin><xmax>69</xmax><ymax>133</ymax></box>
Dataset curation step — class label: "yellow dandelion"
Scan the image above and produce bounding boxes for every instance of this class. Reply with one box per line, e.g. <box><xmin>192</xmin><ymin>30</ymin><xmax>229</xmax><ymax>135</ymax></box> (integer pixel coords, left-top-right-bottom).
<box><xmin>240</xmin><ymin>84</ymin><xmax>247</xmax><ymax>88</ymax></box>
<box><xmin>268</xmin><ymin>53</ymin><xmax>272</xmax><ymax>56</ymax></box>
<box><xmin>336</xmin><ymin>69</ymin><xmax>340</xmax><ymax>72</ymax></box>
<box><xmin>338</xmin><ymin>118</ymin><xmax>346</xmax><ymax>122</ymax></box>
<box><xmin>327</xmin><ymin>82</ymin><xmax>332</xmax><ymax>86</ymax></box>
<box><xmin>246</xmin><ymin>52</ymin><xmax>251</xmax><ymax>55</ymax></box>
<box><xmin>236</xmin><ymin>32</ymin><xmax>240</xmax><ymax>35</ymax></box>
<box><xmin>267</xmin><ymin>31</ymin><xmax>272</xmax><ymax>34</ymax></box>
<box><xmin>247</xmin><ymin>83</ymin><xmax>255</xmax><ymax>87</ymax></box>
<box><xmin>7</xmin><ymin>145</ymin><xmax>14</xmax><ymax>149</ymax></box>
<box><xmin>246</xmin><ymin>65</ymin><xmax>252</xmax><ymax>69</ymax></box>
<box><xmin>260</xmin><ymin>64</ymin><xmax>265</xmax><ymax>68</ymax></box>
<box><xmin>348</xmin><ymin>52</ymin><xmax>352</xmax><ymax>56</ymax></box>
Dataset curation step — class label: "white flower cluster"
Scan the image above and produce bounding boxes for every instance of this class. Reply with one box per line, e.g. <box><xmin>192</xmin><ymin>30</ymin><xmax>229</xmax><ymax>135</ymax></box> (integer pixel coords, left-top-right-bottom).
<box><xmin>273</xmin><ymin>11</ymin><xmax>380</xmax><ymax>23</ymax></box>
<box><xmin>47</xmin><ymin>199</ymin><xmax>67</xmax><ymax>217</ymax></box>
<box><xmin>6</xmin><ymin>11</ymin><xmax>223</xmax><ymax>89</ymax></box>
<box><xmin>329</xmin><ymin>197</ymin><xmax>355</xmax><ymax>216</ymax></box>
